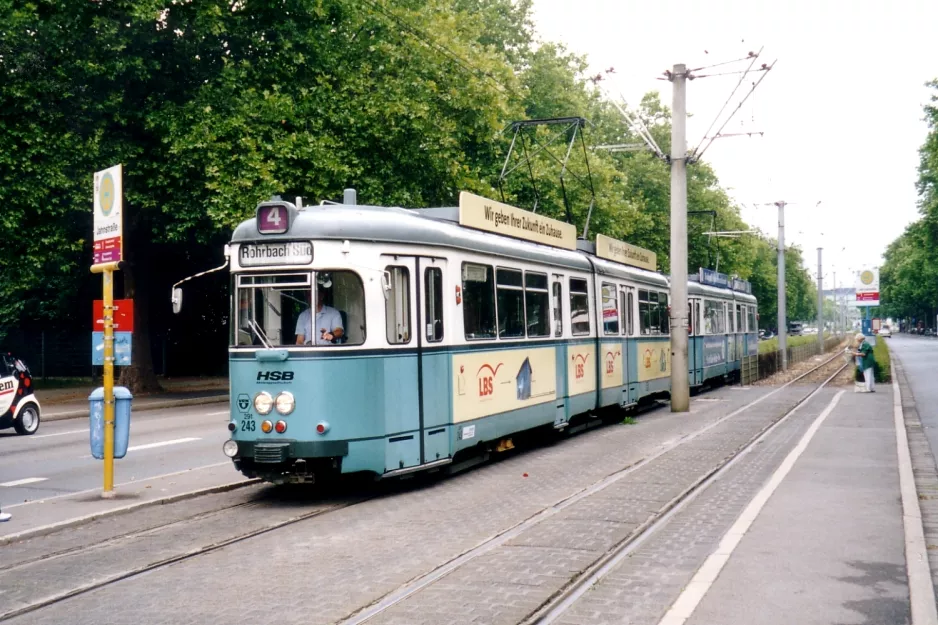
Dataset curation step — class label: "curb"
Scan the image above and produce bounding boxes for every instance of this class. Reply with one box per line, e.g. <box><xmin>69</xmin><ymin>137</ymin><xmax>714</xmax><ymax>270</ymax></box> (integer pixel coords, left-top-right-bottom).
<box><xmin>43</xmin><ymin>394</ymin><xmax>228</xmax><ymax>422</ymax></box>
<box><xmin>891</xmin><ymin>354</ymin><xmax>938</xmax><ymax>625</ymax></box>
<box><xmin>0</xmin><ymin>478</ymin><xmax>259</xmax><ymax>547</ymax></box>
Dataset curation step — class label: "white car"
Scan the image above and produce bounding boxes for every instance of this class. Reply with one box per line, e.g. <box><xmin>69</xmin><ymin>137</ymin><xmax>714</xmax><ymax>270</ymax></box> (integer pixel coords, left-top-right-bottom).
<box><xmin>879</xmin><ymin>327</ymin><xmax>891</xmax><ymax>338</ymax></box>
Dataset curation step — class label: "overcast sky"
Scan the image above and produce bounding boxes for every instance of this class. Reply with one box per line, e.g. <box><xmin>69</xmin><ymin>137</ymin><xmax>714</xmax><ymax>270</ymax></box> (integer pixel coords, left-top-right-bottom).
<box><xmin>532</xmin><ymin>0</ymin><xmax>938</xmax><ymax>287</ymax></box>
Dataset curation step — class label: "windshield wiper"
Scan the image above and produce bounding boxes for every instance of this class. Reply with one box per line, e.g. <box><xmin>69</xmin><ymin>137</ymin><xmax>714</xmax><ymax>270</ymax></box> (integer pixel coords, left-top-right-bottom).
<box><xmin>248</xmin><ymin>319</ymin><xmax>272</xmax><ymax>349</ymax></box>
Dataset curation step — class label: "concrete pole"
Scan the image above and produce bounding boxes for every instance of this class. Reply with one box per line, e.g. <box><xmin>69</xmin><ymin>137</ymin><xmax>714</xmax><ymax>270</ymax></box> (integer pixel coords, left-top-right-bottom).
<box><xmin>833</xmin><ymin>271</ymin><xmax>838</xmax><ymax>336</ymax></box>
<box><xmin>777</xmin><ymin>201</ymin><xmax>788</xmax><ymax>371</ymax></box>
<box><xmin>669</xmin><ymin>64</ymin><xmax>689</xmax><ymax>412</ymax></box>
<box><xmin>817</xmin><ymin>248</ymin><xmax>824</xmax><ymax>353</ymax></box>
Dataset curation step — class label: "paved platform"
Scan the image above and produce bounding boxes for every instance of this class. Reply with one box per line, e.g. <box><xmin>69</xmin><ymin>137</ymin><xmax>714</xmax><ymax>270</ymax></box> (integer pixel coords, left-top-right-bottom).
<box><xmin>683</xmin><ymin>388</ymin><xmax>910</xmax><ymax>625</ymax></box>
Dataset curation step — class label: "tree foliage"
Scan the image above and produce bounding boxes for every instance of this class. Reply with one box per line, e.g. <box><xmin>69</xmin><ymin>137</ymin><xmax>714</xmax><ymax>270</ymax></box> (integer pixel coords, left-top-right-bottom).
<box><xmin>881</xmin><ymin>80</ymin><xmax>938</xmax><ymax>326</ymax></box>
<box><xmin>0</xmin><ymin>0</ymin><xmax>819</xmax><ymax>388</ymax></box>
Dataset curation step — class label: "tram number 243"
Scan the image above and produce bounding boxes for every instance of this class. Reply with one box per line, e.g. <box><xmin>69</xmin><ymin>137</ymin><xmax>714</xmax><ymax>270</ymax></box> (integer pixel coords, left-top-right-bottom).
<box><xmin>240</xmin><ymin>419</ymin><xmax>256</xmax><ymax>432</ymax></box>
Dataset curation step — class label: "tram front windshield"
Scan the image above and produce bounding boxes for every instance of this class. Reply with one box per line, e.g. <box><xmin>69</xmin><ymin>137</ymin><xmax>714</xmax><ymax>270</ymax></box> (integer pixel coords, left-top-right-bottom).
<box><xmin>233</xmin><ymin>271</ymin><xmax>365</xmax><ymax>347</ymax></box>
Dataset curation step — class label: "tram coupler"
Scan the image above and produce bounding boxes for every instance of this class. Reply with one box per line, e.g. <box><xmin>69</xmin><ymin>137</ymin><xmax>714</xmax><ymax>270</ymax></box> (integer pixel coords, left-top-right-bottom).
<box><xmin>290</xmin><ymin>459</ymin><xmax>315</xmax><ymax>484</ymax></box>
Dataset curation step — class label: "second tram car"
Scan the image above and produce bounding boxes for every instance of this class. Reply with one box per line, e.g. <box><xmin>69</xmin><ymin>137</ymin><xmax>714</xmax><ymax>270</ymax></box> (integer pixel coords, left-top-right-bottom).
<box><xmin>202</xmin><ymin>191</ymin><xmax>757</xmax><ymax>484</ymax></box>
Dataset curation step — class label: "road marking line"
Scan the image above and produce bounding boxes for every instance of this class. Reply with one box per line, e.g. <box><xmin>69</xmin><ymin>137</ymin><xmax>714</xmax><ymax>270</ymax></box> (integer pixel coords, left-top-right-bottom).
<box><xmin>205</xmin><ymin>410</ymin><xmax>230</xmax><ymax>416</ymax></box>
<box><xmin>1</xmin><ymin>477</ymin><xmax>48</xmax><ymax>487</ymax></box>
<box><xmin>892</xmin><ymin>364</ymin><xmax>938</xmax><ymax>625</ymax></box>
<box><xmin>658</xmin><ymin>390</ymin><xmax>845</xmax><ymax>625</ymax></box>
<box><xmin>5</xmin><ymin>462</ymin><xmax>231</xmax><ymax>509</ymax></box>
<box><xmin>31</xmin><ymin>429</ymin><xmax>87</xmax><ymax>439</ymax></box>
<box><xmin>126</xmin><ymin>437</ymin><xmax>200</xmax><ymax>452</ymax></box>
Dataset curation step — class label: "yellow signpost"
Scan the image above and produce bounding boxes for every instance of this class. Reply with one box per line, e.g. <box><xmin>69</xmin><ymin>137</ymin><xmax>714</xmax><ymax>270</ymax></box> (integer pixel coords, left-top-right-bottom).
<box><xmin>92</xmin><ymin>165</ymin><xmax>123</xmax><ymax>497</ymax></box>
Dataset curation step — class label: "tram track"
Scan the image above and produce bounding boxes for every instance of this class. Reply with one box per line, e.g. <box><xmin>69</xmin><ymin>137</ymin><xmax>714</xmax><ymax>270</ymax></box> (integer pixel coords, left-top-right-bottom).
<box><xmin>334</xmin><ymin>351</ymin><xmax>849</xmax><ymax>625</ymax></box>
<box><xmin>2</xmin><ymin>352</ymin><xmax>847</xmax><ymax>624</ymax></box>
<box><xmin>0</xmin><ymin>499</ymin><xmax>361</xmax><ymax>623</ymax></box>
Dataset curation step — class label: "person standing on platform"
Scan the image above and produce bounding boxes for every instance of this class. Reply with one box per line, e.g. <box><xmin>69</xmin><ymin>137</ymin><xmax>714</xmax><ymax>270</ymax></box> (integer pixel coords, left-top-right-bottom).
<box><xmin>852</xmin><ymin>333</ymin><xmax>876</xmax><ymax>393</ymax></box>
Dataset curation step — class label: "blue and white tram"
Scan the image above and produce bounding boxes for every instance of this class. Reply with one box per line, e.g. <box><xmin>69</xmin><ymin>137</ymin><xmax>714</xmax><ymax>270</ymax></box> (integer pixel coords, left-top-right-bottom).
<box><xmin>213</xmin><ymin>191</ymin><xmax>756</xmax><ymax>484</ymax></box>
<box><xmin>687</xmin><ymin>276</ymin><xmax>759</xmax><ymax>387</ymax></box>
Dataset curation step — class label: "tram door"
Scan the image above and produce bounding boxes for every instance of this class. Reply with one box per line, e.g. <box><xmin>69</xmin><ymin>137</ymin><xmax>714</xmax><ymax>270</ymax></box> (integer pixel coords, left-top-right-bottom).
<box><xmin>381</xmin><ymin>254</ymin><xmax>449</xmax><ymax>468</ymax></box>
<box><xmin>620</xmin><ymin>286</ymin><xmax>635</xmax><ymax>404</ymax></box>
<box><xmin>689</xmin><ymin>299</ymin><xmax>701</xmax><ymax>386</ymax></box>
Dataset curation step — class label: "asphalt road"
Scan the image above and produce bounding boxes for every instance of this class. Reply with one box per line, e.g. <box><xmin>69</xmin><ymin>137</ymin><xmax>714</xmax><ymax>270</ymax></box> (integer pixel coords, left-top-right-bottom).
<box><xmin>0</xmin><ymin>403</ymin><xmax>233</xmax><ymax>507</ymax></box>
<box><xmin>885</xmin><ymin>333</ymin><xmax>938</xmax><ymax>457</ymax></box>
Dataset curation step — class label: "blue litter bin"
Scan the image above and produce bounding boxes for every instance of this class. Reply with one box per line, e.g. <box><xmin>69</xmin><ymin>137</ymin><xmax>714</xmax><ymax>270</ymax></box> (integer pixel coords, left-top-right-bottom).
<box><xmin>89</xmin><ymin>386</ymin><xmax>133</xmax><ymax>459</ymax></box>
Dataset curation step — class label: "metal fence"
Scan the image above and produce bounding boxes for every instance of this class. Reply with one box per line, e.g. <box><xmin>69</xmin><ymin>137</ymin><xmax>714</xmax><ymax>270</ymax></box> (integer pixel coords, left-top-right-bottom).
<box><xmin>1</xmin><ymin>328</ymin><xmax>228</xmax><ymax>379</ymax></box>
<box><xmin>742</xmin><ymin>336</ymin><xmax>843</xmax><ymax>384</ymax></box>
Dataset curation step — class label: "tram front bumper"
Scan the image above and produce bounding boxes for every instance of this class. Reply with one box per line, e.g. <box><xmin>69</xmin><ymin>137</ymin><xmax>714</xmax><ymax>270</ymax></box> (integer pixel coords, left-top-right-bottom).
<box><xmin>233</xmin><ymin>440</ymin><xmax>349</xmax><ymax>463</ymax></box>
<box><xmin>231</xmin><ymin>440</ymin><xmax>349</xmax><ymax>482</ymax></box>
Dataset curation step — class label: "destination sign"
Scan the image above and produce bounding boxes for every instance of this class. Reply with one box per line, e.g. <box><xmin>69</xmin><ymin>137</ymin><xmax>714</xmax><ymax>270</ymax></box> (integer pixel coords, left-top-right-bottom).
<box><xmin>458</xmin><ymin>192</ymin><xmax>577</xmax><ymax>251</ymax></box>
<box><xmin>595</xmin><ymin>234</ymin><xmax>656</xmax><ymax>271</ymax></box>
<box><xmin>239</xmin><ymin>241</ymin><xmax>312</xmax><ymax>267</ymax></box>
<box><xmin>699</xmin><ymin>268</ymin><xmax>752</xmax><ymax>293</ymax></box>
<box><xmin>699</xmin><ymin>267</ymin><xmax>729</xmax><ymax>288</ymax></box>
<box><xmin>731</xmin><ymin>278</ymin><xmax>752</xmax><ymax>294</ymax></box>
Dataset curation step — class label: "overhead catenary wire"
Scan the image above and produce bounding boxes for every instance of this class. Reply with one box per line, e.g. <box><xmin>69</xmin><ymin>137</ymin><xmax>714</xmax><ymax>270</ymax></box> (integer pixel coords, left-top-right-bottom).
<box><xmin>692</xmin><ymin>67</ymin><xmax>770</xmax><ymax>78</ymax></box>
<box><xmin>607</xmin><ymin>95</ymin><xmax>666</xmax><ymax>160</ymax></box>
<box><xmin>692</xmin><ymin>59</ymin><xmax>777</xmax><ymax>163</ymax></box>
<box><xmin>692</xmin><ymin>46</ymin><xmax>763</xmax><ymax>157</ymax></box>
<box><xmin>688</xmin><ymin>51</ymin><xmax>759</xmax><ymax>73</ymax></box>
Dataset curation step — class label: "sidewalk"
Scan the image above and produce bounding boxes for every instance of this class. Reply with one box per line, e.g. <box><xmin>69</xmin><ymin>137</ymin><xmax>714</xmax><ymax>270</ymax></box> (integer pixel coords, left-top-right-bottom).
<box><xmin>39</xmin><ymin>377</ymin><xmax>228</xmax><ymax>422</ymax></box>
<box><xmin>679</xmin><ymin>385</ymin><xmax>926</xmax><ymax>625</ymax></box>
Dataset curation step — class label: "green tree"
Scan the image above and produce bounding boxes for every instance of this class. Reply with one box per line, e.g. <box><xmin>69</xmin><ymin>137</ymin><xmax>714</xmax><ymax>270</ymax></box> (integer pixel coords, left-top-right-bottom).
<box><xmin>0</xmin><ymin>0</ymin><xmax>524</xmax><ymax>390</ymax></box>
<box><xmin>881</xmin><ymin>79</ymin><xmax>938</xmax><ymax>325</ymax></box>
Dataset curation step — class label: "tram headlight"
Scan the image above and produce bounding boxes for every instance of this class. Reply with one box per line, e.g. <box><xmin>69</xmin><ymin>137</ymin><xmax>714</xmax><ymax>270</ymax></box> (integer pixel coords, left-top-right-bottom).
<box><xmin>275</xmin><ymin>391</ymin><xmax>295</xmax><ymax>415</ymax></box>
<box><xmin>253</xmin><ymin>391</ymin><xmax>274</xmax><ymax>415</ymax></box>
<box><xmin>222</xmin><ymin>440</ymin><xmax>239</xmax><ymax>458</ymax></box>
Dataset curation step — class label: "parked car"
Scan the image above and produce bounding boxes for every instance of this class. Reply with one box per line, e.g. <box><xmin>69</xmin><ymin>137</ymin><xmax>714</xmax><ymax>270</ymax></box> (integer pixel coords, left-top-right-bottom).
<box><xmin>878</xmin><ymin>327</ymin><xmax>891</xmax><ymax>338</ymax></box>
<box><xmin>0</xmin><ymin>353</ymin><xmax>41</xmax><ymax>435</ymax></box>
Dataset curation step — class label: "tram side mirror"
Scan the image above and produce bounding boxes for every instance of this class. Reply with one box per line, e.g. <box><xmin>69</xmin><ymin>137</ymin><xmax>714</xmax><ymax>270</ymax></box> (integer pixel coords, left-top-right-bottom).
<box><xmin>172</xmin><ymin>288</ymin><xmax>183</xmax><ymax>314</ymax></box>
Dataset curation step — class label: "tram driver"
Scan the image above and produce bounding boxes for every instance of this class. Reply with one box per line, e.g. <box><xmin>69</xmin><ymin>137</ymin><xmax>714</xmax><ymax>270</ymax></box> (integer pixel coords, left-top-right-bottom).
<box><xmin>296</xmin><ymin>286</ymin><xmax>345</xmax><ymax>345</ymax></box>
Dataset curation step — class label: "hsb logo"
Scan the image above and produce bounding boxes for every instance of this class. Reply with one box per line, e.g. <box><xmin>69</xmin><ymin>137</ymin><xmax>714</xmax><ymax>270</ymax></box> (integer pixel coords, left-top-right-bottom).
<box><xmin>479</xmin><ymin>376</ymin><xmax>494</xmax><ymax>396</ymax></box>
<box><xmin>606</xmin><ymin>360</ymin><xmax>614</xmax><ymax>374</ymax></box>
<box><xmin>256</xmin><ymin>371</ymin><xmax>294</xmax><ymax>381</ymax></box>
<box><xmin>575</xmin><ymin>363</ymin><xmax>585</xmax><ymax>379</ymax></box>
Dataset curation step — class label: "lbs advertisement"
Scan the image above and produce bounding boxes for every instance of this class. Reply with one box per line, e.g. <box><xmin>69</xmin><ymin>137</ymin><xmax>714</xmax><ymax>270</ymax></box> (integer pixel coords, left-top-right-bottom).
<box><xmin>453</xmin><ymin>347</ymin><xmax>557</xmax><ymax>423</ymax></box>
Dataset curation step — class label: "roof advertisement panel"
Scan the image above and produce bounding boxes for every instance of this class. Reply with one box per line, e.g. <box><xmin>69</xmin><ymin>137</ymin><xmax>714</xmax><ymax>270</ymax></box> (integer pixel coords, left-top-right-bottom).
<box><xmin>458</xmin><ymin>192</ymin><xmax>577</xmax><ymax>251</ymax></box>
<box><xmin>595</xmin><ymin>234</ymin><xmax>656</xmax><ymax>271</ymax></box>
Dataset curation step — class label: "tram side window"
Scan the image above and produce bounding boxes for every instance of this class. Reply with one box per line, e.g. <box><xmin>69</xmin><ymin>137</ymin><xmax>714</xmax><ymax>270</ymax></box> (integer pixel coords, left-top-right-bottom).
<box><xmin>639</xmin><ymin>289</ymin><xmax>668</xmax><ymax>335</ymax></box>
<box><xmin>659</xmin><ymin>293</ymin><xmax>669</xmax><ymax>334</ymax></box>
<box><xmin>748</xmin><ymin>306</ymin><xmax>757</xmax><ymax>333</ymax></box>
<box><xmin>425</xmin><ymin>267</ymin><xmax>443</xmax><ymax>342</ymax></box>
<box><xmin>639</xmin><ymin>290</ymin><xmax>650</xmax><ymax>335</ymax></box>
<box><xmin>552</xmin><ymin>280</ymin><xmax>563</xmax><ymax>337</ymax></box>
<box><xmin>703</xmin><ymin>300</ymin><xmax>725</xmax><ymax>335</ymax></box>
<box><xmin>525</xmin><ymin>272</ymin><xmax>550</xmax><ymax>338</ymax></box>
<box><xmin>736</xmin><ymin>304</ymin><xmax>743</xmax><ymax>333</ymax></box>
<box><xmin>385</xmin><ymin>266</ymin><xmax>411</xmax><ymax>344</ymax></box>
<box><xmin>496</xmin><ymin>268</ymin><xmax>525</xmax><ymax>338</ymax></box>
<box><xmin>463</xmin><ymin>263</ymin><xmax>496</xmax><ymax>340</ymax></box>
<box><xmin>619</xmin><ymin>291</ymin><xmax>627</xmax><ymax>336</ymax></box>
<box><xmin>627</xmin><ymin>291</ymin><xmax>635</xmax><ymax>336</ymax></box>
<box><xmin>602</xmin><ymin>283</ymin><xmax>619</xmax><ymax>335</ymax></box>
<box><xmin>569</xmin><ymin>278</ymin><xmax>590</xmax><ymax>336</ymax></box>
